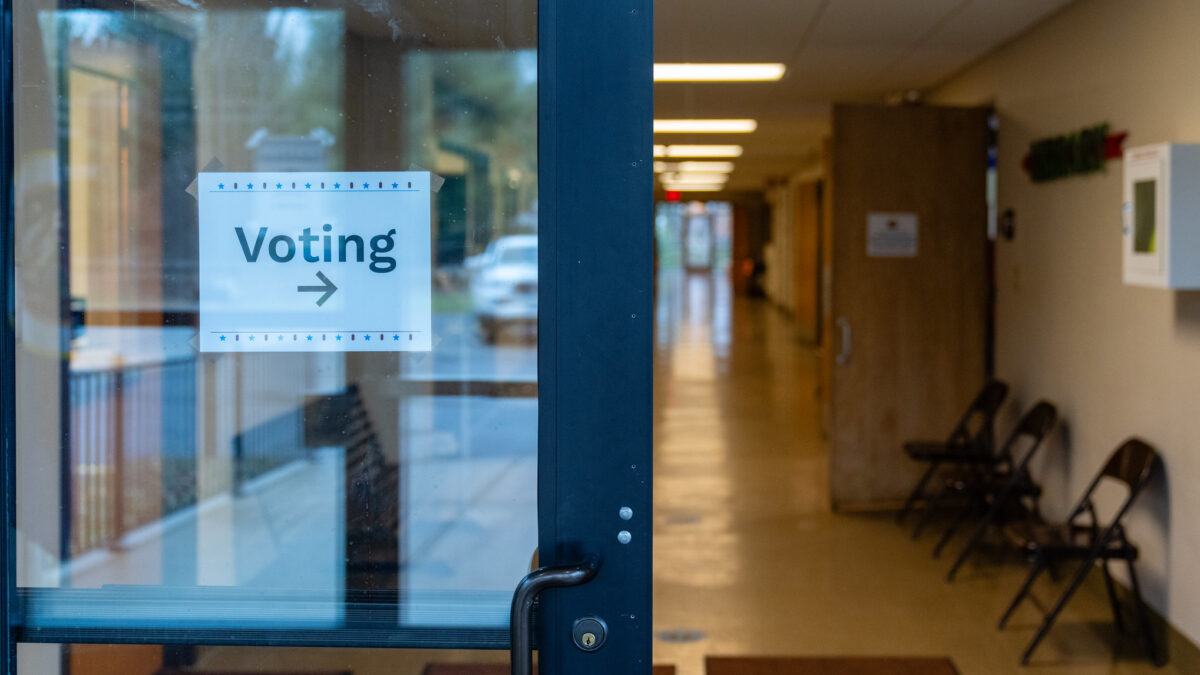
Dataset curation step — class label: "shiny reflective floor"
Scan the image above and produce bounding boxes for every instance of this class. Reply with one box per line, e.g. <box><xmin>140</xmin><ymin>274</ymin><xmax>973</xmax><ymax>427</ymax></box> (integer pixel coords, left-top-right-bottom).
<box><xmin>651</xmin><ymin>270</ymin><xmax>1195</xmax><ymax>675</ymax></box>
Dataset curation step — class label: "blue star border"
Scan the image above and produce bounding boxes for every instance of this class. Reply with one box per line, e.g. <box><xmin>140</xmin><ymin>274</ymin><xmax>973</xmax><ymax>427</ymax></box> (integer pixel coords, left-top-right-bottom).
<box><xmin>213</xmin><ymin>177</ymin><xmax>412</xmax><ymax>192</ymax></box>
<box><xmin>217</xmin><ymin>332</ymin><xmax>415</xmax><ymax>344</ymax></box>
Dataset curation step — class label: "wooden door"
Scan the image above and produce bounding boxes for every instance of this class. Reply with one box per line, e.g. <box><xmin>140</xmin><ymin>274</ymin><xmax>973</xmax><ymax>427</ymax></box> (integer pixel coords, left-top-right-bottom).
<box><xmin>828</xmin><ymin>104</ymin><xmax>988</xmax><ymax>510</ymax></box>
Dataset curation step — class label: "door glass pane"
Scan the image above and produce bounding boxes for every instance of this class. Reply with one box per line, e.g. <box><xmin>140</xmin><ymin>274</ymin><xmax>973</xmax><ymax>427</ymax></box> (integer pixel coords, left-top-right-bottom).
<box><xmin>13</xmin><ymin>0</ymin><xmax>537</xmax><ymax>639</ymax></box>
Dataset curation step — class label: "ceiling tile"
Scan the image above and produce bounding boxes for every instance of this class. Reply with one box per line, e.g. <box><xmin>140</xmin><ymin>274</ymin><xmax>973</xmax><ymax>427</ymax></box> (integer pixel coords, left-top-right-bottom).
<box><xmin>921</xmin><ymin>0</ymin><xmax>1073</xmax><ymax>48</ymax></box>
<box><xmin>654</xmin><ymin>0</ymin><xmax>827</xmax><ymax>61</ymax></box>
<box><xmin>651</xmin><ymin>0</ymin><xmax>1078</xmax><ymax>187</ymax></box>
<box><xmin>806</xmin><ymin>0</ymin><xmax>964</xmax><ymax>48</ymax></box>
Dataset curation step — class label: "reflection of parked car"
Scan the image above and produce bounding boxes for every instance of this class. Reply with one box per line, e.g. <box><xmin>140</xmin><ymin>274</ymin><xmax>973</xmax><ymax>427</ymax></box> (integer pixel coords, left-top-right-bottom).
<box><xmin>468</xmin><ymin>235</ymin><xmax>538</xmax><ymax>343</ymax></box>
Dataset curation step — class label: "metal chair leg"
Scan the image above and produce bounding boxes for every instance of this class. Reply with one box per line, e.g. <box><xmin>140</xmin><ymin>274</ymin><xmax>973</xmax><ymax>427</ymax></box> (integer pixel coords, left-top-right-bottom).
<box><xmin>999</xmin><ymin>552</ymin><xmax>1046</xmax><ymax>629</ymax></box>
<box><xmin>1101</xmin><ymin>560</ymin><xmax>1127</xmax><ymax>635</ymax></box>
<box><xmin>911</xmin><ymin>482</ymin><xmax>951</xmax><ymax>539</ymax></box>
<box><xmin>1126</xmin><ymin>558</ymin><xmax>1163</xmax><ymax>666</ymax></box>
<box><xmin>898</xmin><ymin>462</ymin><xmax>939</xmax><ymax>524</ymax></box>
<box><xmin>1020</xmin><ymin>555</ymin><xmax>1096</xmax><ymax>665</ymax></box>
<box><xmin>1045</xmin><ymin>554</ymin><xmax>1061</xmax><ymax>582</ymax></box>
<box><xmin>932</xmin><ymin>501</ymin><xmax>974</xmax><ymax>558</ymax></box>
<box><xmin>947</xmin><ymin>497</ymin><xmax>1005</xmax><ymax>581</ymax></box>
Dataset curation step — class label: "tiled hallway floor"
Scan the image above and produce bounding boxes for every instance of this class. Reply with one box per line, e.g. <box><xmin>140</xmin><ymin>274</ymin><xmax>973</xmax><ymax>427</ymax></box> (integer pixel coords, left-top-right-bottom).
<box><xmin>651</xmin><ymin>271</ymin><xmax>1193</xmax><ymax>675</ymax></box>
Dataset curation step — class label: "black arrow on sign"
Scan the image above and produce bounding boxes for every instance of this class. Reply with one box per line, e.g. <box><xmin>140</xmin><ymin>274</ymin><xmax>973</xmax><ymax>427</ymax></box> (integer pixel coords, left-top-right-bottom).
<box><xmin>298</xmin><ymin>271</ymin><xmax>338</xmax><ymax>307</ymax></box>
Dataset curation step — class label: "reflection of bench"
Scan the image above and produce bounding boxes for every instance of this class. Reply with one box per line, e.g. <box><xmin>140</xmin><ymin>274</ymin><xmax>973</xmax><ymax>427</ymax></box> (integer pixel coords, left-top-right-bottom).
<box><xmin>231</xmin><ymin>405</ymin><xmax>308</xmax><ymax>494</ymax></box>
<box><xmin>304</xmin><ymin>384</ymin><xmax>400</xmax><ymax>583</ymax></box>
<box><xmin>307</xmin><ymin>384</ymin><xmax>400</xmax><ymax>546</ymax></box>
<box><xmin>232</xmin><ymin>384</ymin><xmax>400</xmax><ymax>583</ymax></box>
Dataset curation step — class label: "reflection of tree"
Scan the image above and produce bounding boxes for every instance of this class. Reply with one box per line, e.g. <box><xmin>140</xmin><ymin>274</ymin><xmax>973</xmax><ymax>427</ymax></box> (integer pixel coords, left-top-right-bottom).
<box><xmin>431</xmin><ymin>51</ymin><xmax>538</xmax><ymax>215</ymax></box>
<box><xmin>420</xmin><ymin>49</ymin><xmax>537</xmax><ymax>249</ymax></box>
<box><xmin>194</xmin><ymin>10</ymin><xmax>345</xmax><ymax>170</ymax></box>
<box><xmin>435</xmin><ymin>53</ymin><xmax>535</xmax><ymax>155</ymax></box>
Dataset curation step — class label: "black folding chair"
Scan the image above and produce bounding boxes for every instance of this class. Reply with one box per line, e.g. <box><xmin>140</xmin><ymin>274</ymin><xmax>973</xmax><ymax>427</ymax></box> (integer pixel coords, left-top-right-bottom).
<box><xmin>940</xmin><ymin>401</ymin><xmax>1058</xmax><ymax>577</ymax></box>
<box><xmin>897</xmin><ymin>380</ymin><xmax>1009</xmax><ymax>526</ymax></box>
<box><xmin>998</xmin><ymin>438</ymin><xmax>1162</xmax><ymax>666</ymax></box>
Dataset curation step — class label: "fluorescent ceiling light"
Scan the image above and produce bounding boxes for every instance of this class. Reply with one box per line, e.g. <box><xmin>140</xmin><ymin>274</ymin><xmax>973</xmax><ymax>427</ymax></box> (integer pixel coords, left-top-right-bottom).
<box><xmin>660</xmin><ymin>145</ymin><xmax>744</xmax><ymax>158</ymax></box>
<box><xmin>677</xmin><ymin>161</ymin><xmax>735</xmax><ymax>173</ymax></box>
<box><xmin>659</xmin><ymin>172</ymin><xmax>729</xmax><ymax>184</ymax></box>
<box><xmin>654</xmin><ymin>119</ymin><xmax>757</xmax><ymax>133</ymax></box>
<box><xmin>662</xmin><ymin>180</ymin><xmax>724</xmax><ymax>187</ymax></box>
<box><xmin>662</xmin><ymin>184</ymin><xmax>723</xmax><ymax>192</ymax></box>
<box><xmin>655</xmin><ymin>161</ymin><xmax>735</xmax><ymax>174</ymax></box>
<box><xmin>654</xmin><ymin>63</ymin><xmax>786</xmax><ymax>82</ymax></box>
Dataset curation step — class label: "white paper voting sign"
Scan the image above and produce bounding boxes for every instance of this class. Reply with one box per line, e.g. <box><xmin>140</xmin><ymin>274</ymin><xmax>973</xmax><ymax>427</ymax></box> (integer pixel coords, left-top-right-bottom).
<box><xmin>199</xmin><ymin>172</ymin><xmax>432</xmax><ymax>352</ymax></box>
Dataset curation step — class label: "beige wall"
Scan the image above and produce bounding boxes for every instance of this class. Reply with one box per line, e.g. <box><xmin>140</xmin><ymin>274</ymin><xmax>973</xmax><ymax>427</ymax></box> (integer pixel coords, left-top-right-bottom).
<box><xmin>934</xmin><ymin>0</ymin><xmax>1200</xmax><ymax>646</ymax></box>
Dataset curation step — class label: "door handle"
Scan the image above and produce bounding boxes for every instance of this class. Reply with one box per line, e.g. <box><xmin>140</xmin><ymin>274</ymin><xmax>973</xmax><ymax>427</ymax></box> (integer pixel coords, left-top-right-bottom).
<box><xmin>510</xmin><ymin>555</ymin><xmax>601</xmax><ymax>675</ymax></box>
<box><xmin>836</xmin><ymin>317</ymin><xmax>851</xmax><ymax>366</ymax></box>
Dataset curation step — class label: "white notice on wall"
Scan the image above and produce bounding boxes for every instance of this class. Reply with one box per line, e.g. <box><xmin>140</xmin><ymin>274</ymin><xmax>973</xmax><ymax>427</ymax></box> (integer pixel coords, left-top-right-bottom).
<box><xmin>866</xmin><ymin>212</ymin><xmax>919</xmax><ymax>258</ymax></box>
<box><xmin>199</xmin><ymin>172</ymin><xmax>432</xmax><ymax>352</ymax></box>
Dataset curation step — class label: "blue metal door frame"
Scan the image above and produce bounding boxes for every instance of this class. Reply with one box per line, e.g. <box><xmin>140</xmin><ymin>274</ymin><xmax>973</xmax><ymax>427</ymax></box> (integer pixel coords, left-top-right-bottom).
<box><xmin>1</xmin><ymin>0</ymin><xmax>15</xmax><ymax>671</ymax></box>
<box><xmin>0</xmin><ymin>0</ymin><xmax>652</xmax><ymax>671</ymax></box>
<box><xmin>537</xmin><ymin>0</ymin><xmax>653</xmax><ymax>672</ymax></box>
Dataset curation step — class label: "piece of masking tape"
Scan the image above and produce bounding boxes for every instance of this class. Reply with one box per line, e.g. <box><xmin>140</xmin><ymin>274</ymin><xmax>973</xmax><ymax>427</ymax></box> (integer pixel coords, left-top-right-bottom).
<box><xmin>409</xmin><ymin>163</ymin><xmax>445</xmax><ymax>193</ymax></box>
<box><xmin>185</xmin><ymin>157</ymin><xmax>228</xmax><ymax>200</ymax></box>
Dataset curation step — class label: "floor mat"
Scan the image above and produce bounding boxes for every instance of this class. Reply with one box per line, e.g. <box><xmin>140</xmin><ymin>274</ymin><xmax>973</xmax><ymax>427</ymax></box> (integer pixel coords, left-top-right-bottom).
<box><xmin>421</xmin><ymin>665</ymin><xmax>676</xmax><ymax>675</ymax></box>
<box><xmin>706</xmin><ymin>656</ymin><xmax>959</xmax><ymax>675</ymax></box>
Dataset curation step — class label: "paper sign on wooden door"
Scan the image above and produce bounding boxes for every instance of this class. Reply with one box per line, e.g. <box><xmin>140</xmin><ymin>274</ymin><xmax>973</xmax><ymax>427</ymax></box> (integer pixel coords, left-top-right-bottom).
<box><xmin>866</xmin><ymin>212</ymin><xmax>918</xmax><ymax>258</ymax></box>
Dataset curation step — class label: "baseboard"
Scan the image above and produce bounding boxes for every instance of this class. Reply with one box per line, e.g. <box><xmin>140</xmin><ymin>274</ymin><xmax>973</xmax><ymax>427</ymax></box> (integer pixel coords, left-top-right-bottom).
<box><xmin>831</xmin><ymin>498</ymin><xmax>906</xmax><ymax>513</ymax></box>
<box><xmin>1091</xmin><ymin>572</ymin><xmax>1200</xmax><ymax>669</ymax></box>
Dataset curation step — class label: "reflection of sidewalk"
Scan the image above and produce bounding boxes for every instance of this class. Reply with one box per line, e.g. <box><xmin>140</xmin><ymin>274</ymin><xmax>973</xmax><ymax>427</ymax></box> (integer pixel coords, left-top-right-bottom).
<box><xmin>406</xmin><ymin>312</ymin><xmax>537</xmax><ymax>382</ymax></box>
<box><xmin>65</xmin><ymin>449</ymin><xmax>344</xmax><ymax>592</ymax></box>
<box><xmin>56</xmin><ymin>443</ymin><xmax>536</xmax><ymax>628</ymax></box>
<box><xmin>401</xmin><ymin>389</ymin><xmax>537</xmax><ymax>626</ymax></box>
<box><xmin>404</xmin><ymin>452</ymin><xmax>536</xmax><ymax>627</ymax></box>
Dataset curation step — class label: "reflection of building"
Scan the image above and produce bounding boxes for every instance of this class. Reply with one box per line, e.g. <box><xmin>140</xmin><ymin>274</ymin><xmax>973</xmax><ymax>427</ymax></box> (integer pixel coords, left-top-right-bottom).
<box><xmin>62</xmin><ymin>12</ymin><xmax>197</xmax><ymax>322</ymax></box>
<box><xmin>245</xmin><ymin>127</ymin><xmax>335</xmax><ymax>172</ymax></box>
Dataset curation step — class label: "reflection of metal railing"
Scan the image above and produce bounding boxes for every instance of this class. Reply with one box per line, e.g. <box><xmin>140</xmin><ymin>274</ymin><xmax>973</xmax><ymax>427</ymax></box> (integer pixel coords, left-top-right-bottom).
<box><xmin>67</xmin><ymin>357</ymin><xmax>197</xmax><ymax>557</ymax></box>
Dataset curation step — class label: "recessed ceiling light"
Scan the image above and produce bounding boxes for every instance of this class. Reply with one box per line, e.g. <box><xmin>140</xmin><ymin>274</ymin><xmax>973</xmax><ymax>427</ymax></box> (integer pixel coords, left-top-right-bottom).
<box><xmin>658</xmin><ymin>145</ymin><xmax>744</xmax><ymax>158</ymax></box>
<box><xmin>654</xmin><ymin>119</ymin><xmax>757</xmax><ymax>133</ymax></box>
<box><xmin>654</xmin><ymin>63</ymin><xmax>786</xmax><ymax>82</ymax></box>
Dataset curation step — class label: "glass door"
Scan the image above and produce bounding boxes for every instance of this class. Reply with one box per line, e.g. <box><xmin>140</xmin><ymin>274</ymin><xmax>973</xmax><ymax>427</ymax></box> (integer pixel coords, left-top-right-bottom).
<box><xmin>1</xmin><ymin>1</ymin><xmax>652</xmax><ymax>673</ymax></box>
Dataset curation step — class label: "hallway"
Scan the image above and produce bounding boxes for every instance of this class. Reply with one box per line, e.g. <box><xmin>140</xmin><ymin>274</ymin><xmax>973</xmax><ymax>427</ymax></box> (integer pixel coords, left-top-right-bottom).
<box><xmin>650</xmin><ymin>271</ymin><xmax>1192</xmax><ymax>675</ymax></box>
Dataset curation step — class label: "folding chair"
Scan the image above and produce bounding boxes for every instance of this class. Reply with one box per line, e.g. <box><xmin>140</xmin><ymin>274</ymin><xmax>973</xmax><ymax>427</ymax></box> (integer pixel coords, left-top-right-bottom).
<box><xmin>940</xmin><ymin>401</ymin><xmax>1058</xmax><ymax>578</ymax></box>
<box><xmin>897</xmin><ymin>380</ymin><xmax>1009</xmax><ymax>526</ymax></box>
<box><xmin>998</xmin><ymin>438</ymin><xmax>1162</xmax><ymax>666</ymax></box>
